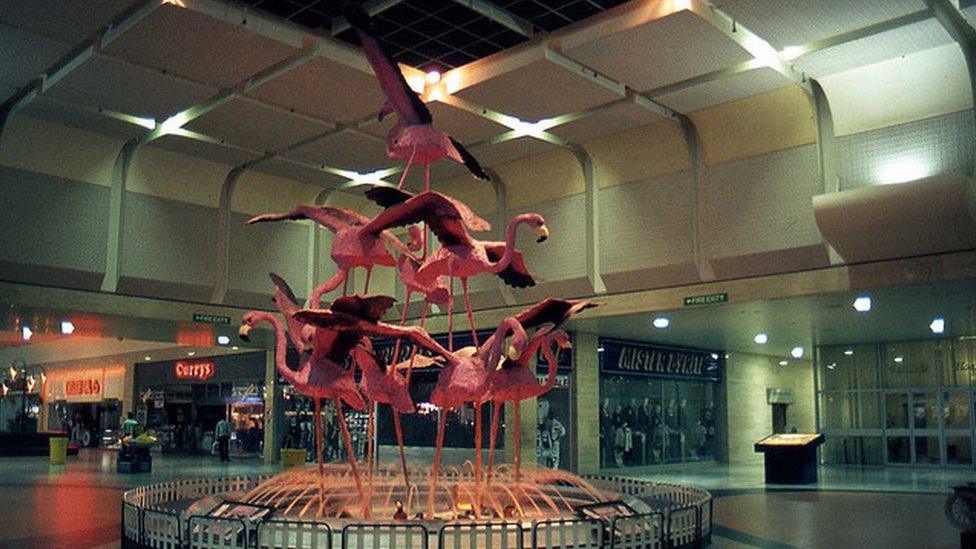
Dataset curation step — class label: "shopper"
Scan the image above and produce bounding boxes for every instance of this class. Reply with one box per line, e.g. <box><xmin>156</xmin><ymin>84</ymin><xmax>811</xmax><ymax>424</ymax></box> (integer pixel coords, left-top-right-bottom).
<box><xmin>215</xmin><ymin>417</ymin><xmax>232</xmax><ymax>462</ymax></box>
<box><xmin>121</xmin><ymin>412</ymin><xmax>139</xmax><ymax>438</ymax></box>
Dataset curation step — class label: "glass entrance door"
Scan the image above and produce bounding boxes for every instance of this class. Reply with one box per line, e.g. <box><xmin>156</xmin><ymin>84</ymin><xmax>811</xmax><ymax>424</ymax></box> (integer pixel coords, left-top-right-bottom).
<box><xmin>943</xmin><ymin>389</ymin><xmax>974</xmax><ymax>466</ymax></box>
<box><xmin>884</xmin><ymin>391</ymin><xmax>942</xmax><ymax>465</ymax></box>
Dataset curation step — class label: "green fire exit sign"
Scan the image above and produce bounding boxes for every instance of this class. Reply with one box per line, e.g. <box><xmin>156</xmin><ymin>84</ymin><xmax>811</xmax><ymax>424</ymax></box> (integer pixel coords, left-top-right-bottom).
<box><xmin>193</xmin><ymin>313</ymin><xmax>231</xmax><ymax>325</ymax></box>
<box><xmin>683</xmin><ymin>292</ymin><xmax>728</xmax><ymax>307</ymax></box>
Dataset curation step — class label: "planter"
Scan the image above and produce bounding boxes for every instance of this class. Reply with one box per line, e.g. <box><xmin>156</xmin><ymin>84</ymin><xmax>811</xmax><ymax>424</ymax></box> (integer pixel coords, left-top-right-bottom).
<box><xmin>280</xmin><ymin>448</ymin><xmax>307</xmax><ymax>468</ymax></box>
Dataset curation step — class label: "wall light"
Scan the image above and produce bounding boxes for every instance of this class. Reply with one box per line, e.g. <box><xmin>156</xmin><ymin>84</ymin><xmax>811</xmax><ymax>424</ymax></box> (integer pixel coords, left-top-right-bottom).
<box><xmin>60</xmin><ymin>320</ymin><xmax>75</xmax><ymax>335</ymax></box>
<box><xmin>877</xmin><ymin>158</ymin><xmax>927</xmax><ymax>185</ymax></box>
<box><xmin>827</xmin><ymin>363</ymin><xmax>837</xmax><ymax>370</ymax></box>
<box><xmin>930</xmin><ymin>317</ymin><xmax>946</xmax><ymax>335</ymax></box>
<box><xmin>652</xmin><ymin>317</ymin><xmax>670</xmax><ymax>329</ymax></box>
<box><xmin>597</xmin><ymin>346</ymin><xmax>605</xmax><ymax>353</ymax></box>
<box><xmin>710</xmin><ymin>353</ymin><xmax>719</xmax><ymax>360</ymax></box>
<box><xmin>217</xmin><ymin>335</ymin><xmax>231</xmax><ymax>346</ymax></box>
<box><xmin>21</xmin><ymin>326</ymin><xmax>32</xmax><ymax>341</ymax></box>
<box><xmin>779</xmin><ymin>360</ymin><xmax>788</xmax><ymax>366</ymax></box>
<box><xmin>894</xmin><ymin>356</ymin><xmax>904</xmax><ymax>363</ymax></box>
<box><xmin>144</xmin><ymin>356</ymin><xmax>152</xmax><ymax>361</ymax></box>
<box><xmin>853</xmin><ymin>296</ymin><xmax>872</xmax><ymax>312</ymax></box>
<box><xmin>791</xmin><ymin>346</ymin><xmax>804</xmax><ymax>359</ymax></box>
<box><xmin>754</xmin><ymin>333</ymin><xmax>768</xmax><ymax>345</ymax></box>
<box><xmin>844</xmin><ymin>350</ymin><xmax>854</xmax><ymax>356</ymax></box>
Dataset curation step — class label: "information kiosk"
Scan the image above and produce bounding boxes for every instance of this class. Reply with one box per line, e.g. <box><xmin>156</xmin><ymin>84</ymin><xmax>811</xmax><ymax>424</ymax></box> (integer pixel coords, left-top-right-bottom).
<box><xmin>754</xmin><ymin>433</ymin><xmax>825</xmax><ymax>484</ymax></box>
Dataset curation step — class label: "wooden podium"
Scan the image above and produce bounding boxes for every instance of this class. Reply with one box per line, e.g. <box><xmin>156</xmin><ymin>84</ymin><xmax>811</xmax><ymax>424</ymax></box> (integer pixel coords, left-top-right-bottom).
<box><xmin>754</xmin><ymin>433</ymin><xmax>825</xmax><ymax>484</ymax></box>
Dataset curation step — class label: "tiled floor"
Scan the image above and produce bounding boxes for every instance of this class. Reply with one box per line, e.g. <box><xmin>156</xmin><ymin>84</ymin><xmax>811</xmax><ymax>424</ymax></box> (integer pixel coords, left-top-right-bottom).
<box><xmin>0</xmin><ymin>451</ymin><xmax>965</xmax><ymax>548</ymax></box>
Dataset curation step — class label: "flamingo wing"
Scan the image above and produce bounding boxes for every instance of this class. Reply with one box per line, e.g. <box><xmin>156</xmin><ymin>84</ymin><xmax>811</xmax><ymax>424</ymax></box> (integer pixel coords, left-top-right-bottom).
<box><xmin>311</xmin><ymin>328</ymin><xmax>363</xmax><ymax>364</ymax></box>
<box><xmin>365</xmin><ymin>185</ymin><xmax>413</xmax><ymax>208</ymax></box>
<box><xmin>340</xmin><ymin>0</ymin><xmax>432</xmax><ymax>125</ymax></box>
<box><xmin>366</xmin><ymin>186</ymin><xmax>490</xmax><ymax>234</ymax></box>
<box><xmin>362</xmin><ymin>191</ymin><xmax>479</xmax><ymax>247</ymax></box>
<box><xmin>269</xmin><ymin>272</ymin><xmax>300</xmax><ymax>307</ymax></box>
<box><xmin>448</xmin><ymin>137</ymin><xmax>489</xmax><ymax>180</ymax></box>
<box><xmin>331</xmin><ymin>295</ymin><xmax>397</xmax><ymax>322</ymax></box>
<box><xmin>246</xmin><ymin>205</ymin><xmax>365</xmax><ymax>233</ymax></box>
<box><xmin>485</xmin><ymin>243</ymin><xmax>537</xmax><ymax>288</ymax></box>
<box><xmin>513</xmin><ymin>298</ymin><xmax>600</xmax><ymax>330</ymax></box>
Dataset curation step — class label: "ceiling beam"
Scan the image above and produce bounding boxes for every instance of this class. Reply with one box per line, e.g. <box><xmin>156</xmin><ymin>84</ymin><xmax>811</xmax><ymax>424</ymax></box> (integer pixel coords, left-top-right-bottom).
<box><xmin>332</xmin><ymin>0</ymin><xmax>406</xmax><ymax>36</ymax></box>
<box><xmin>448</xmin><ymin>0</ymin><xmax>535</xmax><ymax>38</ymax></box>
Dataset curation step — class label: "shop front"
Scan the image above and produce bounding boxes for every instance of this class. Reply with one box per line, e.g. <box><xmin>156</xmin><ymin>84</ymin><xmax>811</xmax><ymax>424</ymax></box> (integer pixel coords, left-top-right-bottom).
<box><xmin>43</xmin><ymin>364</ymin><xmax>126</xmax><ymax>447</ymax></box>
<box><xmin>598</xmin><ymin>338</ymin><xmax>723</xmax><ymax>469</ymax></box>
<box><xmin>136</xmin><ymin>352</ymin><xmax>266</xmax><ymax>456</ymax></box>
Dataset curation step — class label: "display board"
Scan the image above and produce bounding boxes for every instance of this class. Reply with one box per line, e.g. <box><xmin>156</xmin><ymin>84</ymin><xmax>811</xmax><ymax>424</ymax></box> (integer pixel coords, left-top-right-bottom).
<box><xmin>755</xmin><ymin>433</ymin><xmax>825</xmax><ymax>449</ymax></box>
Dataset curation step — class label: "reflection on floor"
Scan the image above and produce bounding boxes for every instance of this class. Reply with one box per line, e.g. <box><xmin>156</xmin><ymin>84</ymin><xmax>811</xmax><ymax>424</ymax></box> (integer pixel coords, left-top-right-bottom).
<box><xmin>0</xmin><ymin>451</ymin><xmax>963</xmax><ymax>548</ymax></box>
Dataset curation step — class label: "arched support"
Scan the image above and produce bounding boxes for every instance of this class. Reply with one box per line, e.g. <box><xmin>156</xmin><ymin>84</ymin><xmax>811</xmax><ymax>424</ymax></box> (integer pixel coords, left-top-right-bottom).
<box><xmin>101</xmin><ymin>138</ymin><xmax>141</xmax><ymax>292</ymax></box>
<box><xmin>563</xmin><ymin>142</ymin><xmax>607</xmax><ymax>294</ymax></box>
<box><xmin>485</xmin><ymin>168</ymin><xmax>517</xmax><ymax>306</ymax></box>
<box><xmin>811</xmin><ymin>79</ymin><xmax>838</xmax><ymax>194</ymax></box>
<box><xmin>677</xmin><ymin>115</ymin><xmax>707</xmax><ymax>280</ymax></box>
<box><xmin>211</xmin><ymin>164</ymin><xmax>252</xmax><ymax>303</ymax></box>
<box><xmin>925</xmin><ymin>0</ymin><xmax>976</xmax><ymax>172</ymax></box>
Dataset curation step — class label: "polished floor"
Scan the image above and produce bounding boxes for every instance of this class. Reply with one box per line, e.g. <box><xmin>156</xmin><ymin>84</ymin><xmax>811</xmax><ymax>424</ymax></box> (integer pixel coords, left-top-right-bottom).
<box><xmin>0</xmin><ymin>450</ymin><xmax>963</xmax><ymax>548</ymax></box>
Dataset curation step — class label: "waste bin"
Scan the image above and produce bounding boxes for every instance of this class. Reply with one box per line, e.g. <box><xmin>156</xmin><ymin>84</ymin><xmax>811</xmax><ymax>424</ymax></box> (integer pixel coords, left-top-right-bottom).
<box><xmin>280</xmin><ymin>448</ymin><xmax>307</xmax><ymax>468</ymax></box>
<box><xmin>49</xmin><ymin>436</ymin><xmax>68</xmax><ymax>465</ymax></box>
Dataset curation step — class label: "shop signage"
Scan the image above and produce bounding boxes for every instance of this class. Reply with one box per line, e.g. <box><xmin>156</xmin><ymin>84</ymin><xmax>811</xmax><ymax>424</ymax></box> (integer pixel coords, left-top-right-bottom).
<box><xmin>174</xmin><ymin>361</ymin><xmax>216</xmax><ymax>381</ymax></box>
<box><xmin>599</xmin><ymin>338</ymin><xmax>721</xmax><ymax>381</ymax></box>
<box><xmin>536</xmin><ymin>374</ymin><xmax>570</xmax><ymax>389</ymax></box>
<box><xmin>193</xmin><ymin>313</ymin><xmax>231</xmax><ymax>325</ymax></box>
<box><xmin>683</xmin><ymin>292</ymin><xmax>728</xmax><ymax>307</ymax></box>
<box><xmin>65</xmin><ymin>378</ymin><xmax>101</xmax><ymax>397</ymax></box>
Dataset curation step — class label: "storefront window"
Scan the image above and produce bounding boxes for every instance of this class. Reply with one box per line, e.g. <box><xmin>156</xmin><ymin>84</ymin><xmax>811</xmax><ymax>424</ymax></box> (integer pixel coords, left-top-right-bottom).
<box><xmin>598</xmin><ymin>339</ymin><xmax>721</xmax><ymax>469</ymax></box>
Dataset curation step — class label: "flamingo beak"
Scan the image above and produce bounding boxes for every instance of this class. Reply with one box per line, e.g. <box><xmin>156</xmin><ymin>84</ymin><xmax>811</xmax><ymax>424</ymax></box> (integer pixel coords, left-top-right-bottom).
<box><xmin>507</xmin><ymin>344</ymin><xmax>520</xmax><ymax>361</ymax></box>
<box><xmin>534</xmin><ymin>225</ymin><xmax>549</xmax><ymax>243</ymax></box>
<box><xmin>557</xmin><ymin>338</ymin><xmax>572</xmax><ymax>350</ymax></box>
<box><xmin>238</xmin><ymin>324</ymin><xmax>252</xmax><ymax>342</ymax></box>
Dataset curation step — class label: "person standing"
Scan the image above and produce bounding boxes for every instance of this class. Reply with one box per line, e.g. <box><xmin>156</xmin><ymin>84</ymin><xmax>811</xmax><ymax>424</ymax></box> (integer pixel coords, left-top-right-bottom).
<box><xmin>121</xmin><ymin>412</ymin><xmax>139</xmax><ymax>438</ymax></box>
<box><xmin>215</xmin><ymin>417</ymin><xmax>232</xmax><ymax>462</ymax></box>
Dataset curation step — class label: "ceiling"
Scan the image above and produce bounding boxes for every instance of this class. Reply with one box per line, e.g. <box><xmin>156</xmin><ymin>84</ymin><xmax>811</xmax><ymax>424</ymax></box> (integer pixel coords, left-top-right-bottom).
<box><xmin>568</xmin><ymin>279</ymin><xmax>976</xmax><ymax>360</ymax></box>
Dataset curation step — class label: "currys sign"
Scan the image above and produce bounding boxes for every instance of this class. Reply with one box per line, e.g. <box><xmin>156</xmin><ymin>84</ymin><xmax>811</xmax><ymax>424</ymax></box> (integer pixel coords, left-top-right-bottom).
<box><xmin>174</xmin><ymin>361</ymin><xmax>215</xmax><ymax>381</ymax></box>
<box><xmin>65</xmin><ymin>378</ymin><xmax>101</xmax><ymax>397</ymax></box>
<box><xmin>599</xmin><ymin>338</ymin><xmax>721</xmax><ymax>381</ymax></box>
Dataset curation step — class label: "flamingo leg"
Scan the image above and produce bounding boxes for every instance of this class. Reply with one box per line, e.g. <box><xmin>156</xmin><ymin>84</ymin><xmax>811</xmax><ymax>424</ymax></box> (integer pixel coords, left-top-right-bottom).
<box><xmin>314</xmin><ymin>398</ymin><xmax>324</xmax><ymax>515</ymax></box>
<box><xmin>366</xmin><ymin>402</ymin><xmax>375</xmax><ymax>503</ymax></box>
<box><xmin>486</xmin><ymin>401</ymin><xmax>501</xmax><ymax>485</ymax></box>
<box><xmin>423</xmin><ymin>161</ymin><xmax>430</xmax><ymax>193</ymax></box>
<box><xmin>447</xmin><ymin>277</ymin><xmax>455</xmax><ymax>351</ymax></box>
<box><xmin>428</xmin><ymin>408</ymin><xmax>447</xmax><ymax>519</ymax></box>
<box><xmin>404</xmin><ymin>300</ymin><xmax>428</xmax><ymax>385</ymax></box>
<box><xmin>461</xmin><ymin>277</ymin><xmax>478</xmax><ymax>347</ymax></box>
<box><xmin>336</xmin><ymin>399</ymin><xmax>369</xmax><ymax>518</ymax></box>
<box><xmin>396</xmin><ymin>147</ymin><xmax>417</xmax><ymax>190</ymax></box>
<box><xmin>514</xmin><ymin>401</ymin><xmax>522</xmax><ymax>482</ymax></box>
<box><xmin>474</xmin><ymin>401</ymin><xmax>483</xmax><ymax>514</ymax></box>
<box><xmin>392</xmin><ymin>290</ymin><xmax>411</xmax><ymax>364</ymax></box>
<box><xmin>342</xmin><ymin>273</ymin><xmax>349</xmax><ymax>296</ymax></box>
<box><xmin>393</xmin><ymin>412</ymin><xmax>410</xmax><ymax>489</ymax></box>
<box><xmin>363</xmin><ymin>266</ymin><xmax>373</xmax><ymax>295</ymax></box>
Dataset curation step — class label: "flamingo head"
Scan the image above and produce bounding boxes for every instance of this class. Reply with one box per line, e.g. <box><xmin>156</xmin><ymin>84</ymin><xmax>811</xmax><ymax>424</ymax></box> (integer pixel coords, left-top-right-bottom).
<box><xmin>407</xmin><ymin>224</ymin><xmax>423</xmax><ymax>252</ymax></box>
<box><xmin>549</xmin><ymin>329</ymin><xmax>572</xmax><ymax>350</ymax></box>
<box><xmin>523</xmin><ymin>214</ymin><xmax>549</xmax><ymax>242</ymax></box>
<box><xmin>239</xmin><ymin>311</ymin><xmax>263</xmax><ymax>342</ymax></box>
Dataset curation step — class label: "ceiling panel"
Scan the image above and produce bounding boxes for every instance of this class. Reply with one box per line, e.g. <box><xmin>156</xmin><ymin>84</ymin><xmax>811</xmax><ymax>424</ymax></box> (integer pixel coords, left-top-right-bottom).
<box><xmin>185</xmin><ymin>97</ymin><xmax>333</xmax><ymax>154</ymax></box>
<box><xmin>248</xmin><ymin>56</ymin><xmax>387</xmax><ymax>123</ymax></box>
<box><xmin>716</xmin><ymin>0</ymin><xmax>928</xmax><ymax>50</ymax></box>
<box><xmin>454</xmin><ymin>57</ymin><xmax>625</xmax><ymax>121</ymax></box>
<box><xmin>656</xmin><ymin>67</ymin><xmax>793</xmax><ymax>113</ymax></box>
<box><xmin>103</xmin><ymin>3</ymin><xmax>299</xmax><ymax>90</ymax></box>
<box><xmin>549</xmin><ymin>100</ymin><xmax>665</xmax><ymax>143</ymax></box>
<box><xmin>285</xmin><ymin>129</ymin><xmax>389</xmax><ymax>172</ymax></box>
<box><xmin>151</xmin><ymin>135</ymin><xmax>262</xmax><ymax>168</ymax></box>
<box><xmin>19</xmin><ymin>97</ymin><xmax>147</xmax><ymax>141</ymax></box>
<box><xmin>255</xmin><ymin>157</ymin><xmax>348</xmax><ymax>189</ymax></box>
<box><xmin>794</xmin><ymin>18</ymin><xmax>952</xmax><ymax>77</ymax></box>
<box><xmin>473</xmin><ymin>136</ymin><xmax>555</xmax><ymax>167</ymax></box>
<box><xmin>47</xmin><ymin>54</ymin><xmax>215</xmax><ymax>121</ymax></box>
<box><xmin>0</xmin><ymin>0</ymin><xmax>142</xmax><ymax>44</ymax></box>
<box><xmin>0</xmin><ymin>23</ymin><xmax>72</xmax><ymax>90</ymax></box>
<box><xmin>565</xmin><ymin>10</ymin><xmax>754</xmax><ymax>93</ymax></box>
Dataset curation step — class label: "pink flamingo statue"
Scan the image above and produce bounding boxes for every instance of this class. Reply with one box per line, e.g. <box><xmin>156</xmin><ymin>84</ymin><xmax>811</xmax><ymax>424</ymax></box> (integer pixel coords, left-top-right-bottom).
<box><xmin>363</xmin><ymin>190</ymin><xmax>549</xmax><ymax>347</ymax></box>
<box><xmin>340</xmin><ymin>0</ymin><xmax>489</xmax><ymax>191</ymax></box>
<box><xmin>246</xmin><ymin>205</ymin><xmax>411</xmax><ymax>302</ymax></box>
<box><xmin>239</xmin><ymin>311</ymin><xmax>371</xmax><ymax>517</ymax></box>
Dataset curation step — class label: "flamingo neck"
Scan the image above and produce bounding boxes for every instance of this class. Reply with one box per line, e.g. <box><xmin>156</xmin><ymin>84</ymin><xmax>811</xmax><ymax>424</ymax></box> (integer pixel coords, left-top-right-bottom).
<box><xmin>483</xmin><ymin>317</ymin><xmax>527</xmax><ymax>367</ymax></box>
<box><xmin>539</xmin><ymin>335</ymin><xmax>560</xmax><ymax>391</ymax></box>
<box><xmin>253</xmin><ymin>312</ymin><xmax>302</xmax><ymax>385</ymax></box>
<box><xmin>490</xmin><ymin>215</ymin><xmax>534</xmax><ymax>273</ymax></box>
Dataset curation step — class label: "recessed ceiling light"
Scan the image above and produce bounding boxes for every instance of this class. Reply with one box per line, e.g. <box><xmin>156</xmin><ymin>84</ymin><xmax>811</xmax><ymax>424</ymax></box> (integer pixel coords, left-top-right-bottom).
<box><xmin>231</xmin><ymin>346</ymin><xmax>238</xmax><ymax>350</ymax></box>
<box><xmin>144</xmin><ymin>356</ymin><xmax>151</xmax><ymax>361</ymax></box>
<box><xmin>779</xmin><ymin>360</ymin><xmax>788</xmax><ymax>366</ymax></box>
<box><xmin>652</xmin><ymin>317</ymin><xmax>670</xmax><ymax>329</ymax></box>
<box><xmin>216</xmin><ymin>335</ymin><xmax>230</xmax><ymax>346</ymax></box>
<box><xmin>894</xmin><ymin>356</ymin><xmax>904</xmax><ymax>363</ymax></box>
<box><xmin>853</xmin><ymin>296</ymin><xmax>872</xmax><ymax>312</ymax></box>
<box><xmin>596</xmin><ymin>346</ymin><xmax>605</xmax><ymax>353</ymax></box>
<box><xmin>21</xmin><ymin>326</ymin><xmax>32</xmax><ymax>341</ymax></box>
<box><xmin>710</xmin><ymin>353</ymin><xmax>719</xmax><ymax>360</ymax></box>
<box><xmin>929</xmin><ymin>317</ymin><xmax>945</xmax><ymax>334</ymax></box>
<box><xmin>425</xmin><ymin>70</ymin><xmax>441</xmax><ymax>84</ymax></box>
<box><xmin>791</xmin><ymin>346</ymin><xmax>804</xmax><ymax>359</ymax></box>
<box><xmin>827</xmin><ymin>362</ymin><xmax>837</xmax><ymax>370</ymax></box>
<box><xmin>60</xmin><ymin>320</ymin><xmax>74</xmax><ymax>335</ymax></box>
<box><xmin>844</xmin><ymin>350</ymin><xmax>854</xmax><ymax>356</ymax></box>
<box><xmin>187</xmin><ymin>351</ymin><xmax>196</xmax><ymax>357</ymax></box>
<box><xmin>754</xmin><ymin>333</ymin><xmax>768</xmax><ymax>345</ymax></box>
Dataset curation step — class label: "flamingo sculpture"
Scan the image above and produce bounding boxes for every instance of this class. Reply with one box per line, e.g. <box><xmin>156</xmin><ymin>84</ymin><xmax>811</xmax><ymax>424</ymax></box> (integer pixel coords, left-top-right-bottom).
<box><xmin>246</xmin><ymin>205</ymin><xmax>410</xmax><ymax>303</ymax></box>
<box><xmin>340</xmin><ymin>0</ymin><xmax>489</xmax><ymax>191</ymax></box>
<box><xmin>238</xmin><ymin>310</ymin><xmax>371</xmax><ymax>517</ymax></box>
<box><xmin>364</xmin><ymin>190</ymin><xmax>549</xmax><ymax>347</ymax></box>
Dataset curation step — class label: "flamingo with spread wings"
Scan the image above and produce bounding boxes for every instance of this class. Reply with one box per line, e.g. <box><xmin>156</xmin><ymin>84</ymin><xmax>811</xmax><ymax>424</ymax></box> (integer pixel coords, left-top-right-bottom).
<box><xmin>340</xmin><ymin>0</ymin><xmax>488</xmax><ymax>190</ymax></box>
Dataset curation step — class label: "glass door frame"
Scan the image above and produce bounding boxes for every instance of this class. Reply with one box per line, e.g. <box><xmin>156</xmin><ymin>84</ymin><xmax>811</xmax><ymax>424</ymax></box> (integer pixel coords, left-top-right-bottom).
<box><xmin>942</xmin><ymin>387</ymin><xmax>975</xmax><ymax>468</ymax></box>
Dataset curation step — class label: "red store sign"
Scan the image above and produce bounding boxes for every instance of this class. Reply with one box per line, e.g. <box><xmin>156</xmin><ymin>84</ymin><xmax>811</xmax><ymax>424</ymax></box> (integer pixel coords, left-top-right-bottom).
<box><xmin>65</xmin><ymin>378</ymin><xmax>101</xmax><ymax>397</ymax></box>
<box><xmin>175</xmin><ymin>361</ymin><xmax>215</xmax><ymax>382</ymax></box>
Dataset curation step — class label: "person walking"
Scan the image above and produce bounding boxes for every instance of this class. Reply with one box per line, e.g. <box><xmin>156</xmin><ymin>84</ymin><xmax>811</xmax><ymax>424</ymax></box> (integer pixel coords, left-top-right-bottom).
<box><xmin>121</xmin><ymin>412</ymin><xmax>139</xmax><ymax>439</ymax></box>
<box><xmin>215</xmin><ymin>417</ymin><xmax>232</xmax><ymax>462</ymax></box>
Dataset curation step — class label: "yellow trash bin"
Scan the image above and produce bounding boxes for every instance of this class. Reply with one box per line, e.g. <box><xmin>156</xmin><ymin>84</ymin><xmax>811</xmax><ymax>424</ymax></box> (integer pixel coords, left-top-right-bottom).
<box><xmin>280</xmin><ymin>448</ymin><xmax>307</xmax><ymax>468</ymax></box>
<box><xmin>49</xmin><ymin>436</ymin><xmax>69</xmax><ymax>465</ymax></box>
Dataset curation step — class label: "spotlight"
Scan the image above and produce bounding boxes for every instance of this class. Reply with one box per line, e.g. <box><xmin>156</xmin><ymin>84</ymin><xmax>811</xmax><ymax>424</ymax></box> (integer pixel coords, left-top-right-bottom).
<box><xmin>144</xmin><ymin>356</ymin><xmax>152</xmax><ymax>361</ymax></box>
<box><xmin>754</xmin><ymin>333</ymin><xmax>768</xmax><ymax>345</ymax></box>
<box><xmin>710</xmin><ymin>353</ymin><xmax>719</xmax><ymax>360</ymax></box>
<box><xmin>60</xmin><ymin>320</ymin><xmax>75</xmax><ymax>335</ymax></box>
<box><xmin>779</xmin><ymin>360</ymin><xmax>788</xmax><ymax>366</ymax></box>
<box><xmin>652</xmin><ymin>317</ymin><xmax>670</xmax><ymax>329</ymax></box>
<box><xmin>597</xmin><ymin>346</ymin><xmax>605</xmax><ymax>353</ymax></box>
<box><xmin>929</xmin><ymin>317</ymin><xmax>945</xmax><ymax>334</ymax></box>
<box><xmin>217</xmin><ymin>335</ymin><xmax>230</xmax><ymax>346</ymax></box>
<box><xmin>21</xmin><ymin>326</ymin><xmax>32</xmax><ymax>341</ymax></box>
<box><xmin>894</xmin><ymin>356</ymin><xmax>904</xmax><ymax>363</ymax></box>
<box><xmin>425</xmin><ymin>70</ymin><xmax>441</xmax><ymax>85</ymax></box>
<box><xmin>791</xmin><ymin>346</ymin><xmax>804</xmax><ymax>359</ymax></box>
<box><xmin>232</xmin><ymin>346</ymin><xmax>239</xmax><ymax>350</ymax></box>
<box><xmin>187</xmin><ymin>351</ymin><xmax>196</xmax><ymax>357</ymax></box>
<box><xmin>844</xmin><ymin>350</ymin><xmax>854</xmax><ymax>356</ymax></box>
<box><xmin>827</xmin><ymin>362</ymin><xmax>837</xmax><ymax>370</ymax></box>
<box><xmin>853</xmin><ymin>296</ymin><xmax>872</xmax><ymax>312</ymax></box>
